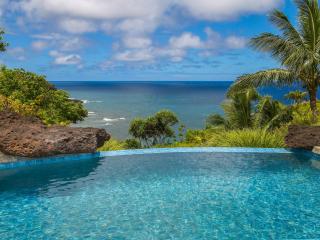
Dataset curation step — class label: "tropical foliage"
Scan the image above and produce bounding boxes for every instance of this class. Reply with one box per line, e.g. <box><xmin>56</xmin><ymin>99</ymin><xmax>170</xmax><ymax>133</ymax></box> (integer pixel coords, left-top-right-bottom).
<box><xmin>206</xmin><ymin>88</ymin><xmax>292</xmax><ymax>131</ymax></box>
<box><xmin>285</xmin><ymin>90</ymin><xmax>307</xmax><ymax>104</ymax></box>
<box><xmin>155</xmin><ymin>128</ymin><xmax>286</xmax><ymax>148</ymax></box>
<box><xmin>228</xmin><ymin>0</ymin><xmax>320</xmax><ymax>118</ymax></box>
<box><xmin>129</xmin><ymin>110</ymin><xmax>179</xmax><ymax>147</ymax></box>
<box><xmin>0</xmin><ymin>29</ymin><xmax>8</xmax><ymax>52</ymax></box>
<box><xmin>0</xmin><ymin>67</ymin><xmax>87</xmax><ymax>125</ymax></box>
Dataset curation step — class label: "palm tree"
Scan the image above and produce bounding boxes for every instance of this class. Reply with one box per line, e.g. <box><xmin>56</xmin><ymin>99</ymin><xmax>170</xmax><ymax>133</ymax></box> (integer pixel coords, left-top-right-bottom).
<box><xmin>228</xmin><ymin>0</ymin><xmax>320</xmax><ymax>119</ymax></box>
<box><xmin>206</xmin><ymin>88</ymin><xmax>259</xmax><ymax>129</ymax></box>
<box><xmin>285</xmin><ymin>90</ymin><xmax>308</xmax><ymax>104</ymax></box>
<box><xmin>223</xmin><ymin>88</ymin><xmax>259</xmax><ymax>129</ymax></box>
<box><xmin>0</xmin><ymin>29</ymin><xmax>8</xmax><ymax>52</ymax></box>
<box><xmin>255</xmin><ymin>96</ymin><xmax>293</xmax><ymax>130</ymax></box>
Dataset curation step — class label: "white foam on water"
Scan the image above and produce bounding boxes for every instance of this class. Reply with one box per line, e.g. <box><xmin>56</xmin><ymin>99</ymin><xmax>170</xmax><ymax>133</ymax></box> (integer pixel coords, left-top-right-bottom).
<box><xmin>103</xmin><ymin>117</ymin><xmax>126</xmax><ymax>122</ymax></box>
<box><xmin>82</xmin><ymin>100</ymin><xmax>103</xmax><ymax>104</ymax></box>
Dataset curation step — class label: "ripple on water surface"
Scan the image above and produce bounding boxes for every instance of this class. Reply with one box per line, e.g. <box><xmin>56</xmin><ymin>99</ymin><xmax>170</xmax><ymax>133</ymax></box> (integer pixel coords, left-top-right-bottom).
<box><xmin>0</xmin><ymin>152</ymin><xmax>320</xmax><ymax>239</ymax></box>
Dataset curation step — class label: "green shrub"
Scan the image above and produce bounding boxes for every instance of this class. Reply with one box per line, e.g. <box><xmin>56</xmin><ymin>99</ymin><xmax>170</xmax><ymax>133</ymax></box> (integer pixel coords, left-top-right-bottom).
<box><xmin>98</xmin><ymin>139</ymin><xmax>126</xmax><ymax>151</ymax></box>
<box><xmin>291</xmin><ymin>102</ymin><xmax>320</xmax><ymax>125</ymax></box>
<box><xmin>206</xmin><ymin>128</ymin><xmax>286</xmax><ymax>148</ymax></box>
<box><xmin>124</xmin><ymin>139</ymin><xmax>142</xmax><ymax>149</ymax></box>
<box><xmin>182</xmin><ymin>127</ymin><xmax>286</xmax><ymax>148</ymax></box>
<box><xmin>0</xmin><ymin>67</ymin><xmax>87</xmax><ymax>125</ymax></box>
<box><xmin>129</xmin><ymin>110</ymin><xmax>179</xmax><ymax>147</ymax></box>
<box><xmin>206</xmin><ymin>114</ymin><xmax>226</xmax><ymax>129</ymax></box>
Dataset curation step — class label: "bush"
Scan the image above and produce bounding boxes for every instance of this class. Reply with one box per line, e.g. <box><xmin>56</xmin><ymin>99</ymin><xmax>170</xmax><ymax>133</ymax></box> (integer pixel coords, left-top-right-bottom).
<box><xmin>129</xmin><ymin>110</ymin><xmax>179</xmax><ymax>147</ymax></box>
<box><xmin>291</xmin><ymin>102</ymin><xmax>320</xmax><ymax>125</ymax></box>
<box><xmin>0</xmin><ymin>67</ymin><xmax>87</xmax><ymax>125</ymax></box>
<box><xmin>183</xmin><ymin>128</ymin><xmax>286</xmax><ymax>148</ymax></box>
<box><xmin>206</xmin><ymin>114</ymin><xmax>226</xmax><ymax>128</ymax></box>
<box><xmin>207</xmin><ymin>129</ymin><xmax>286</xmax><ymax>148</ymax></box>
<box><xmin>124</xmin><ymin>139</ymin><xmax>142</xmax><ymax>149</ymax></box>
<box><xmin>98</xmin><ymin>139</ymin><xmax>126</xmax><ymax>151</ymax></box>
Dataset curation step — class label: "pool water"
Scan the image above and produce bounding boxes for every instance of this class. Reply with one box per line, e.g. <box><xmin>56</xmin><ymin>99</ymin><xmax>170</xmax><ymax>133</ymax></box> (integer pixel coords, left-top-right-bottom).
<box><xmin>0</xmin><ymin>151</ymin><xmax>320</xmax><ymax>239</ymax></box>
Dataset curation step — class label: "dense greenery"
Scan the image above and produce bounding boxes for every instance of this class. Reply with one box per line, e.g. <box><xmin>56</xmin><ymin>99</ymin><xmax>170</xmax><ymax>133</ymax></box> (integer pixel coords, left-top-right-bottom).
<box><xmin>228</xmin><ymin>0</ymin><xmax>320</xmax><ymax>119</ymax></box>
<box><xmin>0</xmin><ymin>67</ymin><xmax>87</xmax><ymax>125</ymax></box>
<box><xmin>100</xmin><ymin>110</ymin><xmax>180</xmax><ymax>151</ymax></box>
<box><xmin>184</xmin><ymin>128</ymin><xmax>286</xmax><ymax>148</ymax></box>
<box><xmin>99</xmin><ymin>86</ymin><xmax>317</xmax><ymax>151</ymax></box>
<box><xmin>285</xmin><ymin>90</ymin><xmax>307</xmax><ymax>104</ymax></box>
<box><xmin>0</xmin><ymin>29</ymin><xmax>8</xmax><ymax>52</ymax></box>
<box><xmin>129</xmin><ymin>110</ymin><xmax>179</xmax><ymax>147</ymax></box>
<box><xmin>206</xmin><ymin>89</ymin><xmax>292</xmax><ymax>131</ymax></box>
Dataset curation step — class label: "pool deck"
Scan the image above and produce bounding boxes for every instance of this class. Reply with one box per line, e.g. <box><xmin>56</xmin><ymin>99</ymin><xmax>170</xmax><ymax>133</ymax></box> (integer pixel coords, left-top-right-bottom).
<box><xmin>0</xmin><ymin>147</ymin><xmax>319</xmax><ymax>170</ymax></box>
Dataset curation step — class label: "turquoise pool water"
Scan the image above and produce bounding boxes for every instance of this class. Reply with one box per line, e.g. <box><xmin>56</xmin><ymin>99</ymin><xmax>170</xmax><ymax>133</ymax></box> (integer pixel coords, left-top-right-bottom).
<box><xmin>1</xmin><ymin>150</ymin><xmax>320</xmax><ymax>239</ymax></box>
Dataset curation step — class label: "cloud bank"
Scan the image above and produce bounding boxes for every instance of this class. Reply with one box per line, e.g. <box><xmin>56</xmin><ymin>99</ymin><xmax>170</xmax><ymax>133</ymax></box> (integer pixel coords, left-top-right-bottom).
<box><xmin>2</xmin><ymin>0</ymin><xmax>282</xmax><ymax>66</ymax></box>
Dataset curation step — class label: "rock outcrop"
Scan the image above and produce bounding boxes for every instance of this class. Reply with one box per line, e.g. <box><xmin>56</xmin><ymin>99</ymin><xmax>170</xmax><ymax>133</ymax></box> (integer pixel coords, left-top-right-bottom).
<box><xmin>0</xmin><ymin>110</ymin><xmax>110</xmax><ymax>157</ymax></box>
<box><xmin>285</xmin><ymin>125</ymin><xmax>320</xmax><ymax>149</ymax></box>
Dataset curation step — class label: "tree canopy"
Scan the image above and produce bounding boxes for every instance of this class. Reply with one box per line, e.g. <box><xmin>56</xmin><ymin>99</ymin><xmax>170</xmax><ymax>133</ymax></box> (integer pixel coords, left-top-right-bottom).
<box><xmin>228</xmin><ymin>0</ymin><xmax>320</xmax><ymax>118</ymax></box>
<box><xmin>129</xmin><ymin>110</ymin><xmax>179</xmax><ymax>147</ymax></box>
<box><xmin>0</xmin><ymin>29</ymin><xmax>8</xmax><ymax>52</ymax></box>
<box><xmin>0</xmin><ymin>67</ymin><xmax>87</xmax><ymax>125</ymax></box>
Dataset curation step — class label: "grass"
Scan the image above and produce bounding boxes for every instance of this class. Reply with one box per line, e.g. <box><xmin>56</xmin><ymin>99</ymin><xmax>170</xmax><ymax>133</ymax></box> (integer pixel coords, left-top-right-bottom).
<box><xmin>99</xmin><ymin>127</ymin><xmax>287</xmax><ymax>152</ymax></box>
<box><xmin>205</xmin><ymin>128</ymin><xmax>286</xmax><ymax>148</ymax></box>
<box><xmin>98</xmin><ymin>139</ymin><xmax>126</xmax><ymax>151</ymax></box>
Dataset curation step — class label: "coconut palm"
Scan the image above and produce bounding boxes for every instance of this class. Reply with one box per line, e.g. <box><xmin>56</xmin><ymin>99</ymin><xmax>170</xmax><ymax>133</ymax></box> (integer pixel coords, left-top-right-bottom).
<box><xmin>228</xmin><ymin>0</ymin><xmax>320</xmax><ymax>119</ymax></box>
<box><xmin>285</xmin><ymin>90</ymin><xmax>308</xmax><ymax>104</ymax></box>
<box><xmin>223</xmin><ymin>88</ymin><xmax>259</xmax><ymax>129</ymax></box>
<box><xmin>206</xmin><ymin>88</ymin><xmax>259</xmax><ymax>129</ymax></box>
<box><xmin>255</xmin><ymin>96</ymin><xmax>293</xmax><ymax>130</ymax></box>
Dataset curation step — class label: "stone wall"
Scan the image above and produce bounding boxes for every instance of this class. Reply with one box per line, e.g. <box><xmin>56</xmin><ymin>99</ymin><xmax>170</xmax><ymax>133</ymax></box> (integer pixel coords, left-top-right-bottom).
<box><xmin>285</xmin><ymin>125</ymin><xmax>320</xmax><ymax>149</ymax></box>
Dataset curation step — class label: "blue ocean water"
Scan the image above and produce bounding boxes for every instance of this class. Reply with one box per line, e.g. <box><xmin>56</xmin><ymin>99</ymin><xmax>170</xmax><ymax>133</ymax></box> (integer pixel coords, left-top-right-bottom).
<box><xmin>55</xmin><ymin>81</ymin><xmax>293</xmax><ymax>139</ymax></box>
<box><xmin>1</xmin><ymin>151</ymin><xmax>320</xmax><ymax>239</ymax></box>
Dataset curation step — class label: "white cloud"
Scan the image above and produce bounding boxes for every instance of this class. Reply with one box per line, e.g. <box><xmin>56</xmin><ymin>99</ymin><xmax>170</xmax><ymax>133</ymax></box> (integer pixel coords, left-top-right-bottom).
<box><xmin>225</xmin><ymin>36</ymin><xmax>247</xmax><ymax>49</ymax></box>
<box><xmin>49</xmin><ymin>50</ymin><xmax>82</xmax><ymax>65</ymax></box>
<box><xmin>115</xmin><ymin>48</ymin><xmax>154</xmax><ymax>62</ymax></box>
<box><xmin>0</xmin><ymin>0</ymin><xmax>8</xmax><ymax>17</ymax></box>
<box><xmin>177</xmin><ymin>0</ymin><xmax>282</xmax><ymax>20</ymax></box>
<box><xmin>17</xmin><ymin>0</ymin><xmax>168</xmax><ymax>20</ymax></box>
<box><xmin>113</xmin><ymin>28</ymin><xmax>247</xmax><ymax>63</ymax></box>
<box><xmin>7</xmin><ymin>47</ymin><xmax>26</xmax><ymax>60</ymax></box>
<box><xmin>59</xmin><ymin>19</ymin><xmax>96</xmax><ymax>34</ymax></box>
<box><xmin>32</xmin><ymin>33</ymin><xmax>87</xmax><ymax>52</ymax></box>
<box><xmin>169</xmin><ymin>32</ymin><xmax>203</xmax><ymax>49</ymax></box>
<box><xmin>3</xmin><ymin>0</ymin><xmax>278</xmax><ymax>65</ymax></box>
<box><xmin>122</xmin><ymin>36</ymin><xmax>152</xmax><ymax>49</ymax></box>
<box><xmin>13</xmin><ymin>0</ymin><xmax>282</xmax><ymax>34</ymax></box>
<box><xmin>15</xmin><ymin>0</ymin><xmax>282</xmax><ymax>21</ymax></box>
<box><xmin>31</xmin><ymin>40</ymin><xmax>48</xmax><ymax>51</ymax></box>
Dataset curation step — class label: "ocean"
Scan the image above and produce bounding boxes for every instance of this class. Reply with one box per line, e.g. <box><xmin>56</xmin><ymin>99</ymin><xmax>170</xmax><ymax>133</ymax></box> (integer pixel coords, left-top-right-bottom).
<box><xmin>54</xmin><ymin>81</ymin><xmax>294</xmax><ymax>139</ymax></box>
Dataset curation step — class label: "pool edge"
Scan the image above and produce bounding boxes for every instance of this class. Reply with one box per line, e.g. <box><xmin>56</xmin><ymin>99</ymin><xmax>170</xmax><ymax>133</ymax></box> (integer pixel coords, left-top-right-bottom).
<box><xmin>0</xmin><ymin>147</ymin><xmax>317</xmax><ymax>170</ymax></box>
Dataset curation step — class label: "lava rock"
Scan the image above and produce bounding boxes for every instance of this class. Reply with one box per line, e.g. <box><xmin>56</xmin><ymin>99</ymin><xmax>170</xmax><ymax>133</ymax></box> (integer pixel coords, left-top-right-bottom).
<box><xmin>0</xmin><ymin>110</ymin><xmax>110</xmax><ymax>157</ymax></box>
<box><xmin>285</xmin><ymin>125</ymin><xmax>320</xmax><ymax>149</ymax></box>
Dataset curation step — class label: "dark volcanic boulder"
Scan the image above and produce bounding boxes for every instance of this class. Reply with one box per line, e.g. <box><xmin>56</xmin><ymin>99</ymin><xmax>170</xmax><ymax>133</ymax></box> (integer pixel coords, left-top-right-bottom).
<box><xmin>285</xmin><ymin>125</ymin><xmax>320</xmax><ymax>149</ymax></box>
<box><xmin>0</xmin><ymin>110</ymin><xmax>110</xmax><ymax>157</ymax></box>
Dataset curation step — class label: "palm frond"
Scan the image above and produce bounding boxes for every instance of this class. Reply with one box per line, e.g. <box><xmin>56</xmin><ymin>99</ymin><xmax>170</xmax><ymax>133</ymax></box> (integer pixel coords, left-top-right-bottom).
<box><xmin>269</xmin><ymin>9</ymin><xmax>305</xmax><ymax>48</ymax></box>
<box><xmin>250</xmin><ymin>33</ymin><xmax>308</xmax><ymax>71</ymax></box>
<box><xmin>295</xmin><ymin>0</ymin><xmax>320</xmax><ymax>52</ymax></box>
<box><xmin>228</xmin><ymin>69</ymin><xmax>296</xmax><ymax>97</ymax></box>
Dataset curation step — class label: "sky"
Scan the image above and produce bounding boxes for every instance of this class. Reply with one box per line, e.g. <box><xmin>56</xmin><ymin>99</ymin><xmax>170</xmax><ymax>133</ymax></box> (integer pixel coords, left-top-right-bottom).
<box><xmin>0</xmin><ymin>0</ymin><xmax>296</xmax><ymax>81</ymax></box>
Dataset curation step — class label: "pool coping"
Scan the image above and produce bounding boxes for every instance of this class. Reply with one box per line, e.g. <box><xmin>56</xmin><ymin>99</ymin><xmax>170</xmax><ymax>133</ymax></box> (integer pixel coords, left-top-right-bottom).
<box><xmin>0</xmin><ymin>147</ymin><xmax>318</xmax><ymax>170</ymax></box>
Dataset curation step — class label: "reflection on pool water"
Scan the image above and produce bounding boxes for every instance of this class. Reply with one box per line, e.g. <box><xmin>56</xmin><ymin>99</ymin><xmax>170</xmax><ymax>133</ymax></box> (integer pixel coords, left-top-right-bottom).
<box><xmin>0</xmin><ymin>150</ymin><xmax>320</xmax><ymax>239</ymax></box>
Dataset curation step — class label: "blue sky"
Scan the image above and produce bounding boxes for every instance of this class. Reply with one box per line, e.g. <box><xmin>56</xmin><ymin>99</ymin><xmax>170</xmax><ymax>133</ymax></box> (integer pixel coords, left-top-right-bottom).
<box><xmin>0</xmin><ymin>0</ymin><xmax>296</xmax><ymax>81</ymax></box>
